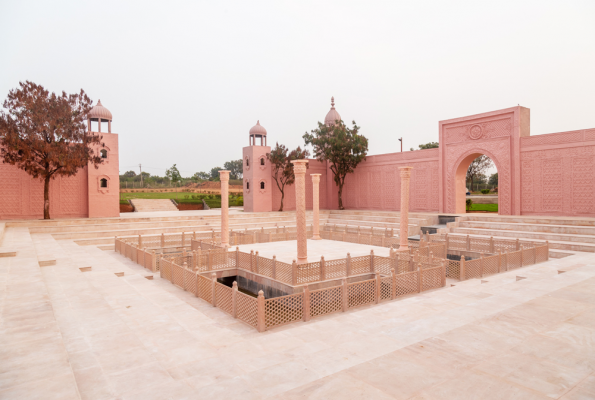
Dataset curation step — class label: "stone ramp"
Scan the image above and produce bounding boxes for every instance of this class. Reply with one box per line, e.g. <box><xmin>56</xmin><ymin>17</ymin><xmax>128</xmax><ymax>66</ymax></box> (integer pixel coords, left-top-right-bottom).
<box><xmin>129</xmin><ymin>199</ymin><xmax>178</xmax><ymax>212</ymax></box>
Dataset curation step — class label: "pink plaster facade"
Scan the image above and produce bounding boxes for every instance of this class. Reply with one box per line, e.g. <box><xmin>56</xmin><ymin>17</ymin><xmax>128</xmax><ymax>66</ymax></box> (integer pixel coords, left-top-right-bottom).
<box><xmin>242</xmin><ymin>121</ymin><xmax>272</xmax><ymax>213</ymax></box>
<box><xmin>244</xmin><ymin>103</ymin><xmax>595</xmax><ymax>218</ymax></box>
<box><xmin>0</xmin><ymin>100</ymin><xmax>120</xmax><ymax>220</ymax></box>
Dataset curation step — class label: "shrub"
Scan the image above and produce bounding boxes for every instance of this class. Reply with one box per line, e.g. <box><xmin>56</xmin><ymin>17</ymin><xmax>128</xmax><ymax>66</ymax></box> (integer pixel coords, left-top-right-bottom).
<box><xmin>481</xmin><ymin>189</ymin><xmax>490</xmax><ymax>194</ymax></box>
<box><xmin>466</xmin><ymin>198</ymin><xmax>473</xmax><ymax>211</ymax></box>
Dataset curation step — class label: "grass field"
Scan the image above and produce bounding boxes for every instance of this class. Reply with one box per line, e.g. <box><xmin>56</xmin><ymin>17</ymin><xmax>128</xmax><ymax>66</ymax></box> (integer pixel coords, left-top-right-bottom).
<box><xmin>469</xmin><ymin>203</ymin><xmax>498</xmax><ymax>212</ymax></box>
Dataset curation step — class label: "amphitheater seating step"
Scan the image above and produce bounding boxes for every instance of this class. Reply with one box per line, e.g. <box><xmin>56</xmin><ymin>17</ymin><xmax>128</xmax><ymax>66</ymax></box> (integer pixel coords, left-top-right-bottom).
<box><xmin>129</xmin><ymin>199</ymin><xmax>178</xmax><ymax>212</ymax></box>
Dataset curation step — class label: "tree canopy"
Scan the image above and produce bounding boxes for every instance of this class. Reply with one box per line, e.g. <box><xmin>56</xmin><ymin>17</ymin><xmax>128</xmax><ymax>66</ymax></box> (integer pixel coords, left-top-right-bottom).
<box><xmin>165</xmin><ymin>164</ymin><xmax>182</xmax><ymax>184</ymax></box>
<box><xmin>223</xmin><ymin>159</ymin><xmax>243</xmax><ymax>179</ymax></box>
<box><xmin>411</xmin><ymin>141</ymin><xmax>439</xmax><ymax>151</ymax></box>
<box><xmin>303</xmin><ymin>120</ymin><xmax>368</xmax><ymax>210</ymax></box>
<box><xmin>0</xmin><ymin>81</ymin><xmax>103</xmax><ymax>219</ymax></box>
<box><xmin>489</xmin><ymin>172</ymin><xmax>498</xmax><ymax>186</ymax></box>
<box><xmin>466</xmin><ymin>155</ymin><xmax>493</xmax><ymax>191</ymax></box>
<box><xmin>267</xmin><ymin>143</ymin><xmax>310</xmax><ymax>211</ymax></box>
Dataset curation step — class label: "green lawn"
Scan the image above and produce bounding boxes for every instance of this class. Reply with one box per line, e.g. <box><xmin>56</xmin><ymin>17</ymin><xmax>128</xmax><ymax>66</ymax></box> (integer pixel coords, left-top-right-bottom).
<box><xmin>119</xmin><ymin>191</ymin><xmax>241</xmax><ymax>208</ymax></box>
<box><xmin>469</xmin><ymin>203</ymin><xmax>498</xmax><ymax>212</ymax></box>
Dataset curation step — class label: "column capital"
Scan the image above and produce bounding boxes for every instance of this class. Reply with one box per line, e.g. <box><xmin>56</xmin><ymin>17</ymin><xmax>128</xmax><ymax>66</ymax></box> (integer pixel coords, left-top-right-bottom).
<box><xmin>311</xmin><ymin>173</ymin><xmax>321</xmax><ymax>183</ymax></box>
<box><xmin>291</xmin><ymin>159</ymin><xmax>308</xmax><ymax>174</ymax></box>
<box><xmin>399</xmin><ymin>166</ymin><xmax>413</xmax><ymax>179</ymax></box>
<box><xmin>218</xmin><ymin>170</ymin><xmax>230</xmax><ymax>181</ymax></box>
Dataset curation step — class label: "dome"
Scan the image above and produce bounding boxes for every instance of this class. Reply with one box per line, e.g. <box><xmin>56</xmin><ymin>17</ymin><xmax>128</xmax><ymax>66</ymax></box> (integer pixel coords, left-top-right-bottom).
<box><xmin>88</xmin><ymin>99</ymin><xmax>112</xmax><ymax>121</ymax></box>
<box><xmin>324</xmin><ymin>96</ymin><xmax>341</xmax><ymax>126</ymax></box>
<box><xmin>249</xmin><ymin>120</ymin><xmax>267</xmax><ymax>136</ymax></box>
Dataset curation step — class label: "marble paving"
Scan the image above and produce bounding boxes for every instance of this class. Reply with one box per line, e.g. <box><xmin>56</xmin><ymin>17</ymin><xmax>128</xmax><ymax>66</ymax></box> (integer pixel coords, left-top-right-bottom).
<box><xmin>232</xmin><ymin>239</ymin><xmax>392</xmax><ymax>264</ymax></box>
<box><xmin>1</xmin><ymin>226</ymin><xmax>595</xmax><ymax>399</ymax></box>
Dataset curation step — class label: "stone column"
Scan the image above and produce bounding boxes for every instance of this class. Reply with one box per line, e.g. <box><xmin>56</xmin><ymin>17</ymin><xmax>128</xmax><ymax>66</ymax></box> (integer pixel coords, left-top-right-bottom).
<box><xmin>311</xmin><ymin>174</ymin><xmax>321</xmax><ymax>240</ymax></box>
<box><xmin>291</xmin><ymin>160</ymin><xmax>308</xmax><ymax>263</ymax></box>
<box><xmin>219</xmin><ymin>170</ymin><xmax>230</xmax><ymax>247</ymax></box>
<box><xmin>397</xmin><ymin>166</ymin><xmax>413</xmax><ymax>253</ymax></box>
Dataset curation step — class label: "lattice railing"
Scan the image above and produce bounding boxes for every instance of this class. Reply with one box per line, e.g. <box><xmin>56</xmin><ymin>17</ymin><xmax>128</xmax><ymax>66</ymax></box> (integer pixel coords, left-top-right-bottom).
<box><xmin>236</xmin><ymin>291</ymin><xmax>257</xmax><ymax>328</ymax></box>
<box><xmin>197</xmin><ymin>275</ymin><xmax>212</xmax><ymax>303</ymax></box>
<box><xmin>215</xmin><ymin>283</ymin><xmax>233</xmax><ymax>315</ymax></box>
<box><xmin>347</xmin><ymin>279</ymin><xmax>376</xmax><ymax>308</ymax></box>
<box><xmin>395</xmin><ymin>271</ymin><xmax>418</xmax><ymax>297</ymax></box>
<box><xmin>265</xmin><ymin>293</ymin><xmax>303</xmax><ymax>328</ymax></box>
<box><xmin>421</xmin><ymin>266</ymin><xmax>443</xmax><ymax>291</ymax></box>
<box><xmin>310</xmin><ymin>286</ymin><xmax>342</xmax><ymax>317</ymax></box>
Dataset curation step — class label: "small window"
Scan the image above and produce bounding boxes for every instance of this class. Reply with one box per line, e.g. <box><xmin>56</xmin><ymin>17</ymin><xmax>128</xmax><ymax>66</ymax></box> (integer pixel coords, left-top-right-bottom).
<box><xmin>260</xmin><ymin>181</ymin><xmax>265</xmax><ymax>190</ymax></box>
<box><xmin>100</xmin><ymin>178</ymin><xmax>108</xmax><ymax>188</ymax></box>
<box><xmin>246</xmin><ymin>182</ymin><xmax>250</xmax><ymax>190</ymax></box>
<box><xmin>100</xmin><ymin>149</ymin><xmax>107</xmax><ymax>159</ymax></box>
<box><xmin>260</xmin><ymin>158</ymin><xmax>265</xmax><ymax>166</ymax></box>
<box><xmin>246</xmin><ymin>158</ymin><xmax>249</xmax><ymax>167</ymax></box>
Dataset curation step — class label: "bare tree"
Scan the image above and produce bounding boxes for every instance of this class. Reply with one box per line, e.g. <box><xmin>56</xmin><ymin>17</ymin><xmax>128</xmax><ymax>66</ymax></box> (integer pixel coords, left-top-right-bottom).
<box><xmin>0</xmin><ymin>81</ymin><xmax>103</xmax><ymax>219</ymax></box>
<box><xmin>466</xmin><ymin>155</ymin><xmax>493</xmax><ymax>192</ymax></box>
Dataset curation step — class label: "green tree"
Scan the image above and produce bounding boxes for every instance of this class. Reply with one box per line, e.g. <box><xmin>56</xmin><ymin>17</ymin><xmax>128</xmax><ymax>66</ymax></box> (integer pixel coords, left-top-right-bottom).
<box><xmin>303</xmin><ymin>120</ymin><xmax>368</xmax><ymax>210</ymax></box>
<box><xmin>466</xmin><ymin>156</ymin><xmax>493</xmax><ymax>192</ymax></box>
<box><xmin>0</xmin><ymin>81</ymin><xmax>103</xmax><ymax>219</ymax></box>
<box><xmin>489</xmin><ymin>172</ymin><xmax>498</xmax><ymax>186</ymax></box>
<box><xmin>411</xmin><ymin>141</ymin><xmax>439</xmax><ymax>151</ymax></box>
<box><xmin>123</xmin><ymin>170</ymin><xmax>136</xmax><ymax>178</ymax></box>
<box><xmin>224</xmin><ymin>159</ymin><xmax>243</xmax><ymax>179</ymax></box>
<box><xmin>193</xmin><ymin>171</ymin><xmax>209</xmax><ymax>181</ymax></box>
<box><xmin>267</xmin><ymin>143</ymin><xmax>310</xmax><ymax>211</ymax></box>
<box><xmin>165</xmin><ymin>164</ymin><xmax>181</xmax><ymax>184</ymax></box>
<box><xmin>209</xmin><ymin>166</ymin><xmax>222</xmax><ymax>180</ymax></box>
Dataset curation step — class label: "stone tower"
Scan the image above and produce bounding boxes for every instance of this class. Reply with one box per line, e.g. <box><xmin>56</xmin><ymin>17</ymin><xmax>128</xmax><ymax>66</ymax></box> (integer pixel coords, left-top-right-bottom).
<box><xmin>242</xmin><ymin>121</ymin><xmax>272</xmax><ymax>212</ymax></box>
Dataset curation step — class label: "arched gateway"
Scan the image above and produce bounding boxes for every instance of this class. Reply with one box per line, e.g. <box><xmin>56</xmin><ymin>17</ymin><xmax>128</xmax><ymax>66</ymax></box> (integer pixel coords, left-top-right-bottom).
<box><xmin>439</xmin><ymin>106</ymin><xmax>527</xmax><ymax>215</ymax></box>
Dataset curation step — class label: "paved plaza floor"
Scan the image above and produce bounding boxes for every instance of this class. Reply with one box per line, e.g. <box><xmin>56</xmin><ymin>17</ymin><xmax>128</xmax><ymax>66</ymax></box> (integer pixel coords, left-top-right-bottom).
<box><xmin>1</xmin><ymin>227</ymin><xmax>595</xmax><ymax>399</ymax></box>
<box><xmin>232</xmin><ymin>239</ymin><xmax>392</xmax><ymax>264</ymax></box>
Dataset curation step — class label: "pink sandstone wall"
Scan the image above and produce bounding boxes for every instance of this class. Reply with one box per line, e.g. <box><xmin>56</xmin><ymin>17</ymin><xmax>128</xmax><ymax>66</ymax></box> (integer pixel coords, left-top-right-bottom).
<box><xmin>520</xmin><ymin>128</ymin><xmax>595</xmax><ymax>217</ymax></box>
<box><xmin>0</xmin><ymin>130</ymin><xmax>120</xmax><ymax>220</ymax></box>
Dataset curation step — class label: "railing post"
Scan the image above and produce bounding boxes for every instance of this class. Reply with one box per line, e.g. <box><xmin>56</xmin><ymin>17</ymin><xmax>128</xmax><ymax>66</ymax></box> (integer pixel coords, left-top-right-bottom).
<box><xmin>208</xmin><ymin>251</ymin><xmax>212</xmax><ymax>271</ymax></box>
<box><xmin>342</xmin><ymin>278</ymin><xmax>348</xmax><ymax>311</ymax></box>
<box><xmin>320</xmin><ymin>256</ymin><xmax>326</xmax><ymax>281</ymax></box>
<box><xmin>250</xmin><ymin>250</ymin><xmax>254</xmax><ymax>272</ymax></box>
<box><xmin>370</xmin><ymin>250</ymin><xmax>375</xmax><ymax>273</ymax></box>
<box><xmin>257</xmin><ymin>290</ymin><xmax>265</xmax><ymax>332</ymax></box>
<box><xmin>480</xmin><ymin>254</ymin><xmax>484</xmax><ymax>278</ymax></box>
<box><xmin>235</xmin><ymin>247</ymin><xmax>239</xmax><ymax>269</ymax></box>
<box><xmin>232</xmin><ymin>281</ymin><xmax>238</xmax><ymax>318</ymax></box>
<box><xmin>375</xmin><ymin>273</ymin><xmax>380</xmax><ymax>304</ymax></box>
<box><xmin>138</xmin><ymin>234</ymin><xmax>142</xmax><ymax>248</ymax></box>
<box><xmin>504</xmin><ymin>251</ymin><xmax>509</xmax><ymax>271</ymax></box>
<box><xmin>445</xmin><ymin>233</ymin><xmax>449</xmax><ymax>251</ymax></box>
<box><xmin>391</xmin><ymin>268</ymin><xmax>396</xmax><ymax>299</ymax></box>
<box><xmin>346</xmin><ymin>253</ymin><xmax>351</xmax><ymax>276</ymax></box>
<box><xmin>152</xmin><ymin>250</ymin><xmax>157</xmax><ymax>272</ymax></box>
<box><xmin>516</xmin><ymin>238</ymin><xmax>520</xmax><ymax>251</ymax></box>
<box><xmin>460</xmin><ymin>255</ymin><xmax>466</xmax><ymax>281</ymax></box>
<box><xmin>532</xmin><ymin>246</ymin><xmax>536</xmax><ymax>264</ymax></box>
<box><xmin>497</xmin><ymin>250</ymin><xmax>502</xmax><ymax>273</ymax></box>
<box><xmin>490</xmin><ymin>236</ymin><xmax>494</xmax><ymax>253</ymax></box>
<box><xmin>272</xmin><ymin>256</ymin><xmax>277</xmax><ymax>280</ymax></box>
<box><xmin>292</xmin><ymin>260</ymin><xmax>298</xmax><ymax>286</ymax></box>
<box><xmin>417</xmin><ymin>265</ymin><xmax>422</xmax><ymax>293</ymax></box>
<box><xmin>303</xmin><ymin>284</ymin><xmax>310</xmax><ymax>322</ymax></box>
<box><xmin>466</xmin><ymin>235</ymin><xmax>470</xmax><ymax>251</ymax></box>
<box><xmin>520</xmin><ymin>247</ymin><xmax>524</xmax><ymax>267</ymax></box>
<box><xmin>546</xmin><ymin>241</ymin><xmax>549</xmax><ymax>261</ymax></box>
<box><xmin>161</xmin><ymin>233</ymin><xmax>165</xmax><ymax>247</ymax></box>
<box><xmin>211</xmin><ymin>272</ymin><xmax>217</xmax><ymax>307</ymax></box>
<box><xmin>254</xmin><ymin>251</ymin><xmax>260</xmax><ymax>274</ymax></box>
<box><xmin>193</xmin><ymin>231</ymin><xmax>196</xmax><ymax>240</ymax></box>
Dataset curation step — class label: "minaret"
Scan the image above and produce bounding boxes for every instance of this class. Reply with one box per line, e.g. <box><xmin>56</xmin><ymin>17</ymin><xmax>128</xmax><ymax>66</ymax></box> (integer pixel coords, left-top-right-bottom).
<box><xmin>242</xmin><ymin>121</ymin><xmax>272</xmax><ymax>212</ymax></box>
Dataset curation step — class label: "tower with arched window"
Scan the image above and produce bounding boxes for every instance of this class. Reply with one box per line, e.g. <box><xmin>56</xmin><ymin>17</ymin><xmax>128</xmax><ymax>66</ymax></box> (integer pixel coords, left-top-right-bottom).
<box><xmin>242</xmin><ymin>121</ymin><xmax>272</xmax><ymax>212</ymax></box>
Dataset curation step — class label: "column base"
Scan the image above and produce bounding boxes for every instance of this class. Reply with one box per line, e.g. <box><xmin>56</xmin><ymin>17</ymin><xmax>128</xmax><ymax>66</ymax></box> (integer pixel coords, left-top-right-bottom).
<box><xmin>297</xmin><ymin>257</ymin><xmax>308</xmax><ymax>264</ymax></box>
<box><xmin>312</xmin><ymin>234</ymin><xmax>321</xmax><ymax>240</ymax></box>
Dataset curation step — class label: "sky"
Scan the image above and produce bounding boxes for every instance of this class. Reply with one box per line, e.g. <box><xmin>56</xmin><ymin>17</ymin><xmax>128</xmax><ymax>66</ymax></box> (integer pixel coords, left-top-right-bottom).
<box><xmin>1</xmin><ymin>0</ymin><xmax>594</xmax><ymax>178</ymax></box>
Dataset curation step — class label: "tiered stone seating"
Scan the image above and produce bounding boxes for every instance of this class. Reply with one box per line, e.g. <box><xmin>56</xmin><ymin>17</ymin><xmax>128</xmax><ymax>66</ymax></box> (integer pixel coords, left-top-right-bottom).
<box><xmin>447</xmin><ymin>215</ymin><xmax>595</xmax><ymax>257</ymax></box>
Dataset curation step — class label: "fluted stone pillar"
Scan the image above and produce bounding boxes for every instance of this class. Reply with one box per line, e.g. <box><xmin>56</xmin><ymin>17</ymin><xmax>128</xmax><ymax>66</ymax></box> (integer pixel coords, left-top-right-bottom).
<box><xmin>291</xmin><ymin>160</ymin><xmax>308</xmax><ymax>263</ymax></box>
<box><xmin>397</xmin><ymin>167</ymin><xmax>413</xmax><ymax>253</ymax></box>
<box><xmin>219</xmin><ymin>170</ymin><xmax>230</xmax><ymax>247</ymax></box>
<box><xmin>311</xmin><ymin>174</ymin><xmax>321</xmax><ymax>240</ymax></box>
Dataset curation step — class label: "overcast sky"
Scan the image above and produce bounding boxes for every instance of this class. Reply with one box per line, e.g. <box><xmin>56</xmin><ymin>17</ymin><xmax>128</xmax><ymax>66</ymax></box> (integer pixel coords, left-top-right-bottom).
<box><xmin>1</xmin><ymin>0</ymin><xmax>594</xmax><ymax>178</ymax></box>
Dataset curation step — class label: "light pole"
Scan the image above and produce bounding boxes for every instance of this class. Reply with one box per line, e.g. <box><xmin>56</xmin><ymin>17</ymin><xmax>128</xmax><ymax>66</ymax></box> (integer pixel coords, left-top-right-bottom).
<box><xmin>398</xmin><ymin>137</ymin><xmax>403</xmax><ymax>152</ymax></box>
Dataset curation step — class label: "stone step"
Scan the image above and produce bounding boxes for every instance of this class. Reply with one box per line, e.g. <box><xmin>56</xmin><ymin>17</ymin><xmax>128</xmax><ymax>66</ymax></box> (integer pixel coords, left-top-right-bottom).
<box><xmin>449</xmin><ymin>228</ymin><xmax>595</xmax><ymax>253</ymax></box>
<box><xmin>458</xmin><ymin>220</ymin><xmax>595</xmax><ymax>236</ymax></box>
<box><xmin>452</xmin><ymin>226</ymin><xmax>595</xmax><ymax>245</ymax></box>
<box><xmin>324</xmin><ymin>219</ymin><xmax>419</xmax><ymax>236</ymax></box>
<box><xmin>130</xmin><ymin>199</ymin><xmax>179</xmax><ymax>212</ymax></box>
<box><xmin>459</xmin><ymin>214</ymin><xmax>595</xmax><ymax>227</ymax></box>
